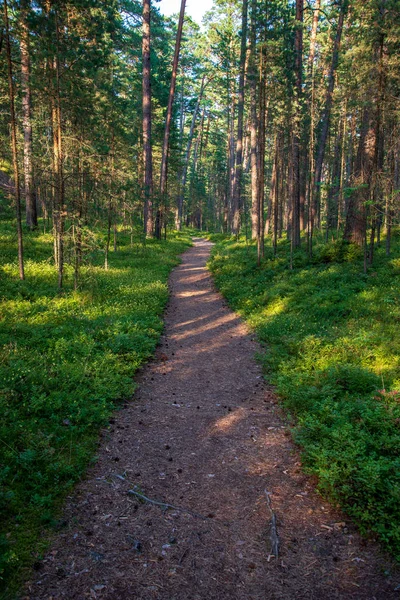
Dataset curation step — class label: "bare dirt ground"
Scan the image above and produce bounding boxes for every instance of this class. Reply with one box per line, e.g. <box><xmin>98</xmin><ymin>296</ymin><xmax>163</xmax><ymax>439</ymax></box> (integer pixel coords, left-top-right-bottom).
<box><xmin>25</xmin><ymin>239</ymin><xmax>400</xmax><ymax>600</ymax></box>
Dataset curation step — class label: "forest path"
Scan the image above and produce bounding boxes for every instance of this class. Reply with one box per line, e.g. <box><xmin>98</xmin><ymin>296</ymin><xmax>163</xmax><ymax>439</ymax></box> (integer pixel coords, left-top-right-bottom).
<box><xmin>27</xmin><ymin>239</ymin><xmax>398</xmax><ymax>600</ymax></box>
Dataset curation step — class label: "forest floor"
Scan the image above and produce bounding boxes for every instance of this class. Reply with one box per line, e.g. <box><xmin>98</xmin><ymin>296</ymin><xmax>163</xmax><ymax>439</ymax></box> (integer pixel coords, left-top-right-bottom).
<box><xmin>24</xmin><ymin>239</ymin><xmax>400</xmax><ymax>600</ymax></box>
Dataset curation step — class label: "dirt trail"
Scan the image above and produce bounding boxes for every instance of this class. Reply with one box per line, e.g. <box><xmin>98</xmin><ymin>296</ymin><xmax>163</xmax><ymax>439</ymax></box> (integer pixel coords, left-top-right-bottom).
<box><xmin>26</xmin><ymin>239</ymin><xmax>399</xmax><ymax>600</ymax></box>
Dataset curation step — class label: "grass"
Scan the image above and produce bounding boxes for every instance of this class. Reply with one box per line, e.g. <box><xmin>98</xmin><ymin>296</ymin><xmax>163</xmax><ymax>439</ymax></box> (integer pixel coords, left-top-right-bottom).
<box><xmin>208</xmin><ymin>231</ymin><xmax>400</xmax><ymax>559</ymax></box>
<box><xmin>0</xmin><ymin>220</ymin><xmax>191</xmax><ymax>598</ymax></box>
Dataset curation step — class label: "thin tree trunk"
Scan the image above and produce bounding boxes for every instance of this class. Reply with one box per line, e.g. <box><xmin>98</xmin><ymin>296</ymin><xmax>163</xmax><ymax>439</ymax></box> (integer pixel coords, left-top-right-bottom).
<box><xmin>190</xmin><ymin>108</ymin><xmax>206</xmax><ymax>230</ymax></box>
<box><xmin>176</xmin><ymin>74</ymin><xmax>205</xmax><ymax>229</ymax></box>
<box><xmin>142</xmin><ymin>0</ymin><xmax>153</xmax><ymax>236</ymax></box>
<box><xmin>105</xmin><ymin>198</ymin><xmax>112</xmax><ymax>270</ymax></box>
<box><xmin>53</xmin><ymin>16</ymin><xmax>64</xmax><ymax>290</ymax></box>
<box><xmin>326</xmin><ymin>121</ymin><xmax>343</xmax><ymax>236</ymax></box>
<box><xmin>386</xmin><ymin>128</ymin><xmax>398</xmax><ymax>256</ymax></box>
<box><xmin>113</xmin><ymin>220</ymin><xmax>117</xmax><ymax>252</ymax></box>
<box><xmin>249</xmin><ymin>0</ymin><xmax>258</xmax><ymax>240</ymax></box>
<box><xmin>291</xmin><ymin>0</ymin><xmax>303</xmax><ymax>249</ymax></box>
<box><xmin>257</xmin><ymin>46</ymin><xmax>266</xmax><ymax>265</ymax></box>
<box><xmin>305</xmin><ymin>0</ymin><xmax>320</xmax><ymax>255</ymax></box>
<box><xmin>74</xmin><ymin>139</ymin><xmax>83</xmax><ymax>289</ymax></box>
<box><xmin>369</xmin><ymin>34</ymin><xmax>386</xmax><ymax>264</ymax></box>
<box><xmin>267</xmin><ymin>132</ymin><xmax>278</xmax><ymax>241</ymax></box>
<box><xmin>158</xmin><ymin>0</ymin><xmax>186</xmax><ymax>238</ymax></box>
<box><xmin>232</xmin><ymin>0</ymin><xmax>248</xmax><ymax>235</ymax></box>
<box><xmin>313</xmin><ymin>0</ymin><xmax>348</xmax><ymax>220</ymax></box>
<box><xmin>344</xmin><ymin>106</ymin><xmax>375</xmax><ymax>246</ymax></box>
<box><xmin>307</xmin><ymin>0</ymin><xmax>320</xmax><ymax>76</ymax></box>
<box><xmin>179</xmin><ymin>74</ymin><xmax>185</xmax><ymax>148</ymax></box>
<box><xmin>3</xmin><ymin>0</ymin><xmax>24</xmax><ymax>280</ymax></box>
<box><xmin>200</xmin><ymin>111</ymin><xmax>210</xmax><ymax>164</ymax></box>
<box><xmin>20</xmin><ymin>0</ymin><xmax>37</xmax><ymax>229</ymax></box>
<box><xmin>228</xmin><ymin>69</ymin><xmax>235</xmax><ymax>231</ymax></box>
<box><xmin>272</xmin><ymin>132</ymin><xmax>281</xmax><ymax>256</ymax></box>
<box><xmin>192</xmin><ymin>107</ymin><xmax>206</xmax><ymax>175</ymax></box>
<box><xmin>337</xmin><ymin>99</ymin><xmax>347</xmax><ymax>232</ymax></box>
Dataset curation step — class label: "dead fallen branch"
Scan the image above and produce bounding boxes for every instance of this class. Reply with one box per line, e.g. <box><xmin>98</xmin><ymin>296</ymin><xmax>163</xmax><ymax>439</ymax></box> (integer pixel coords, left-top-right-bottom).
<box><xmin>112</xmin><ymin>473</ymin><xmax>207</xmax><ymax>520</ymax></box>
<box><xmin>127</xmin><ymin>488</ymin><xmax>207</xmax><ymax>520</ymax></box>
<box><xmin>265</xmin><ymin>490</ymin><xmax>279</xmax><ymax>559</ymax></box>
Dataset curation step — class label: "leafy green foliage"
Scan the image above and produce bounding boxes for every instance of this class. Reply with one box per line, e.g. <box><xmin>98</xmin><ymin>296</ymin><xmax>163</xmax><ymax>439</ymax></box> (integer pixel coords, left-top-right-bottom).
<box><xmin>208</xmin><ymin>232</ymin><xmax>400</xmax><ymax>558</ymax></box>
<box><xmin>0</xmin><ymin>223</ymin><xmax>190</xmax><ymax>595</ymax></box>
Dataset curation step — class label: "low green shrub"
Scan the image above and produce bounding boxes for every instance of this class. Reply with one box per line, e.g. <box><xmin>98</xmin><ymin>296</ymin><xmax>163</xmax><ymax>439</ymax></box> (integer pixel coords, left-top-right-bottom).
<box><xmin>0</xmin><ymin>223</ymin><xmax>190</xmax><ymax>596</ymax></box>
<box><xmin>208</xmin><ymin>232</ymin><xmax>400</xmax><ymax>558</ymax></box>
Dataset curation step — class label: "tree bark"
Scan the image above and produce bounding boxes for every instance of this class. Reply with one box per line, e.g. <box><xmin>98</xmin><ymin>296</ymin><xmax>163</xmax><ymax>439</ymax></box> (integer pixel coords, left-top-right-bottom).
<box><xmin>142</xmin><ymin>0</ymin><xmax>153</xmax><ymax>236</ymax></box>
<box><xmin>272</xmin><ymin>132</ymin><xmax>282</xmax><ymax>256</ymax></box>
<box><xmin>326</xmin><ymin>120</ymin><xmax>343</xmax><ymax>236</ymax></box>
<box><xmin>158</xmin><ymin>0</ymin><xmax>186</xmax><ymax>237</ymax></box>
<box><xmin>20</xmin><ymin>0</ymin><xmax>37</xmax><ymax>229</ymax></box>
<box><xmin>344</xmin><ymin>106</ymin><xmax>375</xmax><ymax>246</ymax></box>
<box><xmin>249</xmin><ymin>0</ymin><xmax>258</xmax><ymax>240</ymax></box>
<box><xmin>291</xmin><ymin>0</ymin><xmax>303</xmax><ymax>249</ymax></box>
<box><xmin>313</xmin><ymin>0</ymin><xmax>348</xmax><ymax>219</ymax></box>
<box><xmin>257</xmin><ymin>46</ymin><xmax>266</xmax><ymax>264</ymax></box>
<box><xmin>105</xmin><ymin>197</ymin><xmax>112</xmax><ymax>270</ymax></box>
<box><xmin>227</xmin><ymin>68</ymin><xmax>235</xmax><ymax>232</ymax></box>
<box><xmin>192</xmin><ymin>107</ymin><xmax>206</xmax><ymax>176</ymax></box>
<box><xmin>231</xmin><ymin>0</ymin><xmax>248</xmax><ymax>235</ymax></box>
<box><xmin>4</xmin><ymin>0</ymin><xmax>24</xmax><ymax>280</ymax></box>
<box><xmin>176</xmin><ymin>74</ymin><xmax>205</xmax><ymax>229</ymax></box>
<box><xmin>369</xmin><ymin>34</ymin><xmax>386</xmax><ymax>264</ymax></box>
<box><xmin>52</xmin><ymin>13</ymin><xmax>65</xmax><ymax>290</ymax></box>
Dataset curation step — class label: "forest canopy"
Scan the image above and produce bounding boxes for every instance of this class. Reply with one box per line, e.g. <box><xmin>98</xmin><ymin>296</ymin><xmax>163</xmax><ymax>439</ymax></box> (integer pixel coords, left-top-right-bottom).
<box><xmin>1</xmin><ymin>0</ymin><xmax>399</xmax><ymax>272</ymax></box>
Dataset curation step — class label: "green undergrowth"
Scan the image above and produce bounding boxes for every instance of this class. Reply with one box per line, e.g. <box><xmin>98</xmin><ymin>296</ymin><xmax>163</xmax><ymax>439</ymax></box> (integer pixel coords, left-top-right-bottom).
<box><xmin>208</xmin><ymin>233</ymin><xmax>400</xmax><ymax>558</ymax></box>
<box><xmin>0</xmin><ymin>221</ymin><xmax>190</xmax><ymax>597</ymax></box>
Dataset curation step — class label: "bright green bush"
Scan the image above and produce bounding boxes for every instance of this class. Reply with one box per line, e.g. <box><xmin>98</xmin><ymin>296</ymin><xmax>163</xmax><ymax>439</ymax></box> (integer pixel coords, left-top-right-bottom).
<box><xmin>0</xmin><ymin>222</ymin><xmax>190</xmax><ymax>595</ymax></box>
<box><xmin>208</xmin><ymin>232</ymin><xmax>400</xmax><ymax>558</ymax></box>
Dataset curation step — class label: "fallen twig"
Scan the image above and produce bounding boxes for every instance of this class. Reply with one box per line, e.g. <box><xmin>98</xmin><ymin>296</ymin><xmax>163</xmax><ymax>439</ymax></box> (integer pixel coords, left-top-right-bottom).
<box><xmin>178</xmin><ymin>547</ymin><xmax>189</xmax><ymax>564</ymax></box>
<box><xmin>127</xmin><ymin>488</ymin><xmax>207</xmax><ymax>520</ymax></box>
<box><xmin>265</xmin><ymin>490</ymin><xmax>279</xmax><ymax>559</ymax></box>
<box><xmin>112</xmin><ymin>473</ymin><xmax>207</xmax><ymax>520</ymax></box>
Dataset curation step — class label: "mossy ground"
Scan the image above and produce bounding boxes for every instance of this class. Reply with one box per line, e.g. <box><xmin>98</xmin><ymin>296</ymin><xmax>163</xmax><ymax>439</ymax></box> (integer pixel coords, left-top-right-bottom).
<box><xmin>0</xmin><ymin>221</ymin><xmax>190</xmax><ymax>598</ymax></box>
<box><xmin>208</xmin><ymin>231</ymin><xmax>400</xmax><ymax>559</ymax></box>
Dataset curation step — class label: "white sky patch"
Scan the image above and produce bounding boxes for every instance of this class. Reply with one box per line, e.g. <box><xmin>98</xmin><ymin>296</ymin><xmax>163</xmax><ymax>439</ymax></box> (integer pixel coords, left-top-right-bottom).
<box><xmin>158</xmin><ymin>0</ymin><xmax>214</xmax><ymax>24</ymax></box>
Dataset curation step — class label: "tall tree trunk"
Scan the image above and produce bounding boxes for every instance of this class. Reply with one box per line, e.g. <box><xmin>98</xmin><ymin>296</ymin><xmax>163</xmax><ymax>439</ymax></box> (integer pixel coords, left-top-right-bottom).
<box><xmin>52</xmin><ymin>14</ymin><xmax>64</xmax><ymax>290</ymax></box>
<box><xmin>326</xmin><ymin>121</ymin><xmax>343</xmax><ymax>236</ymax></box>
<box><xmin>385</xmin><ymin>125</ymin><xmax>398</xmax><ymax>256</ymax></box>
<box><xmin>369</xmin><ymin>33</ymin><xmax>386</xmax><ymax>264</ymax></box>
<box><xmin>272</xmin><ymin>132</ymin><xmax>282</xmax><ymax>256</ymax></box>
<box><xmin>257</xmin><ymin>46</ymin><xmax>266</xmax><ymax>265</ymax></box>
<box><xmin>74</xmin><ymin>138</ymin><xmax>84</xmax><ymax>290</ymax></box>
<box><xmin>176</xmin><ymin>74</ymin><xmax>205</xmax><ymax>229</ymax></box>
<box><xmin>231</xmin><ymin>0</ymin><xmax>248</xmax><ymax>235</ymax></box>
<box><xmin>267</xmin><ymin>132</ymin><xmax>278</xmax><ymax>239</ymax></box>
<box><xmin>337</xmin><ymin>99</ymin><xmax>347</xmax><ymax>232</ymax></box>
<box><xmin>158</xmin><ymin>0</ymin><xmax>186</xmax><ymax>238</ymax></box>
<box><xmin>249</xmin><ymin>0</ymin><xmax>258</xmax><ymax>240</ymax></box>
<box><xmin>179</xmin><ymin>74</ymin><xmax>185</xmax><ymax>148</ymax></box>
<box><xmin>192</xmin><ymin>107</ymin><xmax>206</xmax><ymax>175</ymax></box>
<box><xmin>313</xmin><ymin>0</ymin><xmax>348</xmax><ymax>225</ymax></box>
<box><xmin>344</xmin><ymin>106</ymin><xmax>375</xmax><ymax>246</ymax></box>
<box><xmin>4</xmin><ymin>0</ymin><xmax>24</xmax><ymax>280</ymax></box>
<box><xmin>227</xmin><ymin>63</ymin><xmax>235</xmax><ymax>232</ymax></box>
<box><xmin>307</xmin><ymin>0</ymin><xmax>320</xmax><ymax>76</ymax></box>
<box><xmin>199</xmin><ymin>110</ymin><xmax>209</xmax><ymax>165</ymax></box>
<box><xmin>20</xmin><ymin>0</ymin><xmax>37</xmax><ymax>229</ymax></box>
<box><xmin>191</xmin><ymin>108</ymin><xmax>206</xmax><ymax>229</ymax></box>
<box><xmin>291</xmin><ymin>0</ymin><xmax>303</xmax><ymax>249</ymax></box>
<box><xmin>105</xmin><ymin>197</ymin><xmax>112</xmax><ymax>270</ymax></box>
<box><xmin>305</xmin><ymin>0</ymin><xmax>320</xmax><ymax>254</ymax></box>
<box><xmin>142</xmin><ymin>0</ymin><xmax>153</xmax><ymax>237</ymax></box>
